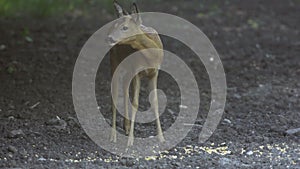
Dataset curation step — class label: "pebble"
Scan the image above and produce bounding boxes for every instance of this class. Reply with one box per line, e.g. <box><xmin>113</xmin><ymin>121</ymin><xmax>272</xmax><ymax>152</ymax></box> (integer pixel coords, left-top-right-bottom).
<box><xmin>8</xmin><ymin>129</ymin><xmax>25</xmax><ymax>138</ymax></box>
<box><xmin>19</xmin><ymin>149</ymin><xmax>27</xmax><ymax>157</ymax></box>
<box><xmin>285</xmin><ymin>128</ymin><xmax>300</xmax><ymax>135</ymax></box>
<box><xmin>233</xmin><ymin>93</ymin><xmax>242</xmax><ymax>99</ymax></box>
<box><xmin>126</xmin><ymin>159</ymin><xmax>135</xmax><ymax>167</ymax></box>
<box><xmin>278</xmin><ymin>116</ymin><xmax>288</xmax><ymax>125</ymax></box>
<box><xmin>8</xmin><ymin>116</ymin><xmax>15</xmax><ymax>121</ymax></box>
<box><xmin>117</xmin><ymin>167</ymin><xmax>129</xmax><ymax>169</ymax></box>
<box><xmin>8</xmin><ymin>152</ymin><xmax>14</xmax><ymax>158</ymax></box>
<box><xmin>179</xmin><ymin>105</ymin><xmax>188</xmax><ymax>109</ymax></box>
<box><xmin>219</xmin><ymin>157</ymin><xmax>251</xmax><ymax>167</ymax></box>
<box><xmin>219</xmin><ymin>157</ymin><xmax>232</xmax><ymax>166</ymax></box>
<box><xmin>120</xmin><ymin>159</ymin><xmax>127</xmax><ymax>166</ymax></box>
<box><xmin>8</xmin><ymin>145</ymin><xmax>18</xmax><ymax>153</ymax></box>
<box><xmin>10</xmin><ymin>160</ymin><xmax>17</xmax><ymax>167</ymax></box>
<box><xmin>67</xmin><ymin>116</ymin><xmax>80</xmax><ymax>127</ymax></box>
<box><xmin>38</xmin><ymin>157</ymin><xmax>47</xmax><ymax>161</ymax></box>
<box><xmin>223</xmin><ymin>118</ymin><xmax>232</xmax><ymax>124</ymax></box>
<box><xmin>246</xmin><ymin>151</ymin><xmax>253</xmax><ymax>155</ymax></box>
<box><xmin>0</xmin><ymin>44</ymin><xmax>6</xmax><ymax>50</ymax></box>
<box><xmin>45</xmin><ymin>116</ymin><xmax>67</xmax><ymax>130</ymax></box>
<box><xmin>173</xmin><ymin>161</ymin><xmax>181</xmax><ymax>167</ymax></box>
<box><xmin>171</xmin><ymin>6</ymin><xmax>178</xmax><ymax>12</ymax></box>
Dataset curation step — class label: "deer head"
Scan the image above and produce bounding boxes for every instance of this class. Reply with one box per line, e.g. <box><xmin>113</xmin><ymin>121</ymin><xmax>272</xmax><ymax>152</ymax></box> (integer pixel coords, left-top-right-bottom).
<box><xmin>107</xmin><ymin>1</ymin><xmax>143</xmax><ymax>46</ymax></box>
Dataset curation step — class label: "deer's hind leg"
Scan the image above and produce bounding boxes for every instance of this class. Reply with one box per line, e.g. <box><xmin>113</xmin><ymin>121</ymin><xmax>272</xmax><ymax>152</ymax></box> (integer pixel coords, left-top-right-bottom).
<box><xmin>127</xmin><ymin>75</ymin><xmax>141</xmax><ymax>146</ymax></box>
<box><xmin>123</xmin><ymin>73</ymin><xmax>132</xmax><ymax>135</ymax></box>
<box><xmin>148</xmin><ymin>71</ymin><xmax>165</xmax><ymax>143</ymax></box>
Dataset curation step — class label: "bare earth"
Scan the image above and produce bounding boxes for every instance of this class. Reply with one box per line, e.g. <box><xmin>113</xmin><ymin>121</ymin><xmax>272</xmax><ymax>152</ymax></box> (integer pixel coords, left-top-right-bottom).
<box><xmin>0</xmin><ymin>0</ymin><xmax>299</xmax><ymax>168</ymax></box>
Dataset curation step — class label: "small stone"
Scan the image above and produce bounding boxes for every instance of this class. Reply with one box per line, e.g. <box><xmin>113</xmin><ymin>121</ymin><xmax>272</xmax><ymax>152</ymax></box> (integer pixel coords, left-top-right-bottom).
<box><xmin>10</xmin><ymin>160</ymin><xmax>17</xmax><ymax>167</ymax></box>
<box><xmin>25</xmin><ymin>36</ymin><xmax>33</xmax><ymax>43</ymax></box>
<box><xmin>278</xmin><ymin>115</ymin><xmax>288</xmax><ymax>125</ymax></box>
<box><xmin>8</xmin><ymin>129</ymin><xmax>25</xmax><ymax>138</ymax></box>
<box><xmin>126</xmin><ymin>159</ymin><xmax>135</xmax><ymax>167</ymax></box>
<box><xmin>45</xmin><ymin>116</ymin><xmax>62</xmax><ymax>125</ymax></box>
<box><xmin>0</xmin><ymin>44</ymin><xmax>6</xmax><ymax>50</ymax></box>
<box><xmin>8</xmin><ymin>116</ymin><xmax>15</xmax><ymax>121</ymax></box>
<box><xmin>246</xmin><ymin>151</ymin><xmax>253</xmax><ymax>155</ymax></box>
<box><xmin>137</xmin><ymin>165</ymin><xmax>146</xmax><ymax>169</ymax></box>
<box><xmin>233</xmin><ymin>93</ymin><xmax>242</xmax><ymax>99</ymax></box>
<box><xmin>286</xmin><ymin>128</ymin><xmax>300</xmax><ymax>135</ymax></box>
<box><xmin>120</xmin><ymin>159</ymin><xmax>126</xmax><ymax>166</ymax></box>
<box><xmin>171</xmin><ymin>6</ymin><xmax>178</xmax><ymax>12</ymax></box>
<box><xmin>118</xmin><ymin>167</ymin><xmax>129</xmax><ymax>169</ymax></box>
<box><xmin>219</xmin><ymin>157</ymin><xmax>232</xmax><ymax>166</ymax></box>
<box><xmin>8</xmin><ymin>145</ymin><xmax>18</xmax><ymax>153</ymax></box>
<box><xmin>19</xmin><ymin>149</ymin><xmax>27</xmax><ymax>157</ymax></box>
<box><xmin>67</xmin><ymin>116</ymin><xmax>80</xmax><ymax>127</ymax></box>
<box><xmin>45</xmin><ymin>116</ymin><xmax>67</xmax><ymax>130</ymax></box>
<box><xmin>223</xmin><ymin>118</ymin><xmax>232</xmax><ymax>124</ymax></box>
<box><xmin>38</xmin><ymin>157</ymin><xmax>46</xmax><ymax>161</ymax></box>
<box><xmin>167</xmin><ymin>109</ymin><xmax>176</xmax><ymax>115</ymax></box>
<box><xmin>8</xmin><ymin>152</ymin><xmax>14</xmax><ymax>158</ymax></box>
<box><xmin>173</xmin><ymin>162</ymin><xmax>181</xmax><ymax>167</ymax></box>
<box><xmin>179</xmin><ymin>105</ymin><xmax>188</xmax><ymax>109</ymax></box>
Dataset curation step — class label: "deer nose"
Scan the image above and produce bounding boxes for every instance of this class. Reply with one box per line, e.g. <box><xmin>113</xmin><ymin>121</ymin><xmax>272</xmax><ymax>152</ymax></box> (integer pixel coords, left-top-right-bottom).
<box><xmin>106</xmin><ymin>36</ymin><xmax>116</xmax><ymax>45</ymax></box>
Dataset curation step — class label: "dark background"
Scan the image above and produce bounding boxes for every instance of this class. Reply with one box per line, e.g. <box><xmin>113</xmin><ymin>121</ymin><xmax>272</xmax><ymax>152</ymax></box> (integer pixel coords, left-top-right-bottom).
<box><xmin>0</xmin><ymin>0</ymin><xmax>299</xmax><ymax>168</ymax></box>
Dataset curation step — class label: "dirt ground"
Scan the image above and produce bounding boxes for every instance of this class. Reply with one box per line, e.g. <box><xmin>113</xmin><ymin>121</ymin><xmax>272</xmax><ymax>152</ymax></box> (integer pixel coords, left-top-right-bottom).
<box><xmin>0</xmin><ymin>0</ymin><xmax>299</xmax><ymax>168</ymax></box>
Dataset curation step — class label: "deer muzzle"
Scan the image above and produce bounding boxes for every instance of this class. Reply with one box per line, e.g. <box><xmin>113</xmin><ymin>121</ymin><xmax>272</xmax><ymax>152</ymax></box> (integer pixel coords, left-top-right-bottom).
<box><xmin>106</xmin><ymin>36</ymin><xmax>117</xmax><ymax>46</ymax></box>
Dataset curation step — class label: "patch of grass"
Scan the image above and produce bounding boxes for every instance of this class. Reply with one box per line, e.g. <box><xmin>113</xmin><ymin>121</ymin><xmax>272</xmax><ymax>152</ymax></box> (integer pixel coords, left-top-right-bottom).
<box><xmin>0</xmin><ymin>0</ymin><xmax>116</xmax><ymax>17</ymax></box>
<box><xmin>247</xmin><ymin>19</ymin><xmax>259</xmax><ymax>29</ymax></box>
<box><xmin>6</xmin><ymin>65</ymin><xmax>16</xmax><ymax>74</ymax></box>
<box><xmin>196</xmin><ymin>3</ymin><xmax>222</xmax><ymax>18</ymax></box>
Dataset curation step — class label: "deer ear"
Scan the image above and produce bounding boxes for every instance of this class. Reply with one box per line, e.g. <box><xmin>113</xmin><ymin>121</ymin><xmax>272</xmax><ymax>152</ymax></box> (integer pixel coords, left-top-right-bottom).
<box><xmin>113</xmin><ymin>0</ymin><xmax>124</xmax><ymax>17</ymax></box>
<box><xmin>131</xmin><ymin>2</ymin><xmax>139</xmax><ymax>14</ymax></box>
<box><xmin>132</xmin><ymin>3</ymin><xmax>142</xmax><ymax>25</ymax></box>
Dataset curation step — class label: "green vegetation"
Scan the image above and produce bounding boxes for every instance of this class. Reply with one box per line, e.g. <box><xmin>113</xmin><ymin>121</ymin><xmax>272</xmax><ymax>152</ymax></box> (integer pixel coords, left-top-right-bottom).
<box><xmin>0</xmin><ymin>0</ymin><xmax>157</xmax><ymax>17</ymax></box>
<box><xmin>21</xmin><ymin>28</ymin><xmax>33</xmax><ymax>42</ymax></box>
<box><xmin>6</xmin><ymin>65</ymin><xmax>16</xmax><ymax>74</ymax></box>
<box><xmin>0</xmin><ymin>0</ymin><xmax>115</xmax><ymax>17</ymax></box>
<box><xmin>247</xmin><ymin>19</ymin><xmax>259</xmax><ymax>29</ymax></box>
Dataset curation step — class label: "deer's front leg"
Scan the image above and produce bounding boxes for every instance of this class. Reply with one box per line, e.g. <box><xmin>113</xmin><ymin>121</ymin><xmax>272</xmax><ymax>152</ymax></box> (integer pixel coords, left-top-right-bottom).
<box><xmin>127</xmin><ymin>75</ymin><xmax>141</xmax><ymax>146</ymax></box>
<box><xmin>149</xmin><ymin>72</ymin><xmax>165</xmax><ymax>143</ymax></box>
<box><xmin>123</xmin><ymin>74</ymin><xmax>131</xmax><ymax>135</ymax></box>
<box><xmin>110</xmin><ymin>78</ymin><xmax>118</xmax><ymax>142</ymax></box>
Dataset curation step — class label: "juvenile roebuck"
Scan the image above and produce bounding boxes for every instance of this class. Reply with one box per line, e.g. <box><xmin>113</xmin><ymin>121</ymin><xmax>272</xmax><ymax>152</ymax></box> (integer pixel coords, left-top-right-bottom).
<box><xmin>107</xmin><ymin>1</ymin><xmax>165</xmax><ymax>146</ymax></box>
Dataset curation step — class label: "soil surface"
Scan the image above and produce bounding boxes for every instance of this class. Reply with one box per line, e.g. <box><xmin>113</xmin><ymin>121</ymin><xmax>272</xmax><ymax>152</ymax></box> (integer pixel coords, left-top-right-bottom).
<box><xmin>0</xmin><ymin>0</ymin><xmax>299</xmax><ymax>168</ymax></box>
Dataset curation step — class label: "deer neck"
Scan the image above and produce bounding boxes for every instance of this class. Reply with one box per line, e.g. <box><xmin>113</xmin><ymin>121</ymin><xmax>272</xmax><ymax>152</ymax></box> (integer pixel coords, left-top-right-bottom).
<box><xmin>132</xmin><ymin>34</ymin><xmax>161</xmax><ymax>50</ymax></box>
<box><xmin>130</xmin><ymin>34</ymin><xmax>163</xmax><ymax>62</ymax></box>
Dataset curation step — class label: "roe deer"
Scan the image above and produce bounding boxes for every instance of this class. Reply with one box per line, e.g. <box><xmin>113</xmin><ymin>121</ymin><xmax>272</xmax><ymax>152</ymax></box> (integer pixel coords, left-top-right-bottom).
<box><xmin>107</xmin><ymin>1</ymin><xmax>165</xmax><ymax>146</ymax></box>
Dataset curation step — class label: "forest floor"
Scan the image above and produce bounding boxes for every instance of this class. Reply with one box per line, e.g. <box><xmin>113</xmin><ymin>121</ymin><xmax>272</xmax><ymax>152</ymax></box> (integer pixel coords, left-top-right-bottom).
<box><xmin>0</xmin><ymin>0</ymin><xmax>299</xmax><ymax>168</ymax></box>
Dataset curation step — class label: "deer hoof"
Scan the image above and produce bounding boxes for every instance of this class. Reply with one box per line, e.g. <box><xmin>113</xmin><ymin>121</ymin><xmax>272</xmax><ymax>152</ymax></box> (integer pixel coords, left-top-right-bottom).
<box><xmin>110</xmin><ymin>130</ymin><xmax>117</xmax><ymax>143</ymax></box>
<box><xmin>125</xmin><ymin>127</ymin><xmax>130</xmax><ymax>135</ymax></box>
<box><xmin>124</xmin><ymin>119</ymin><xmax>131</xmax><ymax>135</ymax></box>
<box><xmin>158</xmin><ymin>135</ymin><xmax>165</xmax><ymax>143</ymax></box>
<box><xmin>127</xmin><ymin>136</ymin><xmax>134</xmax><ymax>146</ymax></box>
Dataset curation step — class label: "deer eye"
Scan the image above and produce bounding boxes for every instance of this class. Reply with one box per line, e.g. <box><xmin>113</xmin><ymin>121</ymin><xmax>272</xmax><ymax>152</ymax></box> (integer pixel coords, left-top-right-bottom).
<box><xmin>122</xmin><ymin>26</ymin><xmax>128</xmax><ymax>31</ymax></box>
